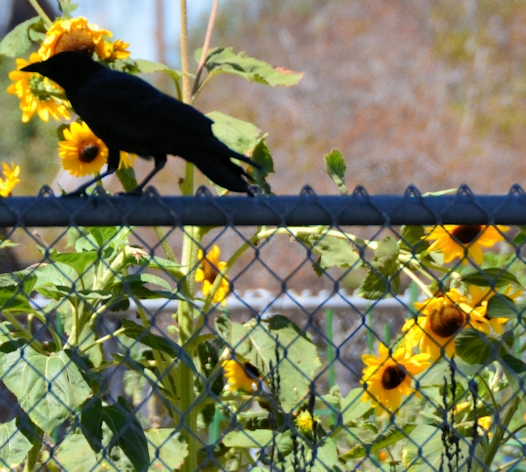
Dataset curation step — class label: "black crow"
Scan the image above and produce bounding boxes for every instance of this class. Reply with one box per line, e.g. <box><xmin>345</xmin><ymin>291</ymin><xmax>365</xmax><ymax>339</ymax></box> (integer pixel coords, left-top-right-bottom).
<box><xmin>22</xmin><ymin>51</ymin><xmax>258</xmax><ymax>195</ymax></box>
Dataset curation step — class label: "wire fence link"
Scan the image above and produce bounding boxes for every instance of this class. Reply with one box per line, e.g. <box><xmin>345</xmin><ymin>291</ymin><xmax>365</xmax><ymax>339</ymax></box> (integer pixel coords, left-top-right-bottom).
<box><xmin>0</xmin><ymin>186</ymin><xmax>525</xmax><ymax>471</ymax></box>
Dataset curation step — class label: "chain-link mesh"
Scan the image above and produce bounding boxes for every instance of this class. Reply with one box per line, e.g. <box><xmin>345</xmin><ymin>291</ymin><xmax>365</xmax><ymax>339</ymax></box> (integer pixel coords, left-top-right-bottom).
<box><xmin>0</xmin><ymin>186</ymin><xmax>524</xmax><ymax>471</ymax></box>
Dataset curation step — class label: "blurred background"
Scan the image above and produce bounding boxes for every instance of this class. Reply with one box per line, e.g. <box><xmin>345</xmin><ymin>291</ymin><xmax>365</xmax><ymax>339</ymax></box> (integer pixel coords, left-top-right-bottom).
<box><xmin>2</xmin><ymin>0</ymin><xmax>526</xmax><ymax>196</ymax></box>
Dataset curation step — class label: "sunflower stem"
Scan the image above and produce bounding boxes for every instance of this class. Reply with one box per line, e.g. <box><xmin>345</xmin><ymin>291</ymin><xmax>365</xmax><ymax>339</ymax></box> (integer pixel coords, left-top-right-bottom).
<box><xmin>28</xmin><ymin>0</ymin><xmax>53</xmax><ymax>27</ymax></box>
<box><xmin>402</xmin><ymin>267</ymin><xmax>434</xmax><ymax>298</ymax></box>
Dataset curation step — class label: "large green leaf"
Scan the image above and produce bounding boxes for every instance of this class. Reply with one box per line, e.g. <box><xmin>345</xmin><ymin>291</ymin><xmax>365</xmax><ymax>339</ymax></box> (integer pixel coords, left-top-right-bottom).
<box><xmin>461</xmin><ymin>268</ymin><xmax>521</xmax><ymax>288</ymax></box>
<box><xmin>47</xmin><ymin>248</ymin><xmax>99</xmax><ymax>277</ymax></box>
<box><xmin>0</xmin><ymin>348</ymin><xmax>91</xmax><ymax>433</ymax></box>
<box><xmin>207</xmin><ymin>111</ymin><xmax>262</xmax><ymax>155</ymax></box>
<box><xmin>0</xmin><ymin>418</ymin><xmax>33</xmax><ymax>467</ymax></box>
<box><xmin>197</xmin><ymin>47</ymin><xmax>303</xmax><ymax>86</ymax></box>
<box><xmin>145</xmin><ymin>429</ymin><xmax>188</xmax><ymax>471</ymax></box>
<box><xmin>54</xmin><ymin>430</ymin><xmax>98</xmax><ymax>471</ymax></box>
<box><xmin>487</xmin><ymin>294</ymin><xmax>518</xmax><ymax>319</ymax></box>
<box><xmin>0</xmin><ymin>17</ymin><xmax>42</xmax><ymax>57</ymax></box>
<box><xmin>341</xmin><ymin>388</ymin><xmax>372</xmax><ymax>425</ymax></box>
<box><xmin>455</xmin><ymin>330</ymin><xmax>509</xmax><ymax>365</ymax></box>
<box><xmin>102</xmin><ymin>397</ymin><xmax>150</xmax><ymax>472</ymax></box>
<box><xmin>324</xmin><ymin>149</ymin><xmax>347</xmax><ymax>195</ymax></box>
<box><xmin>399</xmin><ymin>225</ymin><xmax>429</xmax><ymax>254</ymax></box>
<box><xmin>81</xmin><ymin>398</ymin><xmax>104</xmax><ymax>453</ymax></box>
<box><xmin>240</xmin><ymin>315</ymin><xmax>321</xmax><ymax>412</ymax></box>
<box><xmin>223</xmin><ymin>429</ymin><xmax>273</xmax><ymax>448</ymax></box>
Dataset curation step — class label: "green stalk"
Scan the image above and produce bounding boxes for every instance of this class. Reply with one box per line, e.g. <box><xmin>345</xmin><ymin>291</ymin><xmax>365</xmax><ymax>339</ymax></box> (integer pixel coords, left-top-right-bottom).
<box><xmin>484</xmin><ymin>396</ymin><xmax>521</xmax><ymax>467</ymax></box>
<box><xmin>28</xmin><ymin>0</ymin><xmax>52</xmax><ymax>27</ymax></box>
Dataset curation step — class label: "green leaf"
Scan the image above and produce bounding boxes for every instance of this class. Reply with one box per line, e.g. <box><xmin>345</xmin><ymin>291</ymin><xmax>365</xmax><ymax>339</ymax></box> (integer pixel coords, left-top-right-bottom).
<box><xmin>196</xmin><ymin>47</ymin><xmax>303</xmax><ymax>86</ymax></box>
<box><xmin>341</xmin><ymin>388</ymin><xmax>372</xmax><ymax>424</ymax></box>
<box><xmin>0</xmin><ymin>238</ymin><xmax>21</xmax><ymax>249</ymax></box>
<box><xmin>461</xmin><ymin>268</ymin><xmax>521</xmax><ymax>288</ymax></box>
<box><xmin>121</xmin><ymin>319</ymin><xmax>196</xmax><ymax>370</ymax></box>
<box><xmin>146</xmin><ymin>429</ymin><xmax>188</xmax><ymax>471</ymax></box>
<box><xmin>135</xmin><ymin>58</ymin><xmax>185</xmax><ymax>88</ymax></box>
<box><xmin>324</xmin><ymin>149</ymin><xmax>347</xmax><ymax>195</ymax></box>
<box><xmin>0</xmin><ymin>17</ymin><xmax>41</xmax><ymax>57</ymax></box>
<box><xmin>102</xmin><ymin>397</ymin><xmax>150</xmax><ymax>472</ymax></box>
<box><xmin>342</xmin><ymin>423</ymin><xmax>416</xmax><ymax>459</ymax></box>
<box><xmin>247</xmin><ymin>137</ymin><xmax>274</xmax><ymax>195</ymax></box>
<box><xmin>454</xmin><ymin>330</ymin><xmax>506</xmax><ymax>365</ymax></box>
<box><xmin>81</xmin><ymin>398</ymin><xmax>104</xmax><ymax>453</ymax></box>
<box><xmin>121</xmin><ymin>273</ymin><xmax>172</xmax><ymax>292</ymax></box>
<box><xmin>58</xmin><ymin>1</ymin><xmax>79</xmax><ymax>17</ymax></box>
<box><xmin>487</xmin><ymin>294</ymin><xmax>518</xmax><ymax>319</ymax></box>
<box><xmin>399</xmin><ymin>225</ymin><xmax>429</xmax><ymax>254</ymax></box>
<box><xmin>502</xmin><ymin>353</ymin><xmax>526</xmax><ymax>395</ymax></box>
<box><xmin>223</xmin><ymin>430</ymin><xmax>273</xmax><ymax>448</ymax></box>
<box><xmin>0</xmin><ymin>418</ymin><xmax>33</xmax><ymax>467</ymax></box>
<box><xmin>207</xmin><ymin>111</ymin><xmax>262</xmax><ymax>155</ymax></box>
<box><xmin>371</xmin><ymin>236</ymin><xmax>400</xmax><ymax>274</ymax></box>
<box><xmin>297</xmin><ymin>231</ymin><xmax>360</xmax><ymax>276</ymax></box>
<box><xmin>0</xmin><ymin>349</ymin><xmax>91</xmax><ymax>433</ymax></box>
<box><xmin>54</xmin><ymin>430</ymin><xmax>98</xmax><ymax>471</ymax></box>
<box><xmin>139</xmin><ymin>255</ymin><xmax>184</xmax><ymax>280</ymax></box>
<box><xmin>33</xmin><ymin>261</ymin><xmax>78</xmax><ymax>292</ymax></box>
<box><xmin>358</xmin><ymin>269</ymin><xmax>401</xmax><ymax>300</ymax></box>
<box><xmin>47</xmin><ymin>248</ymin><xmax>99</xmax><ymax>277</ymax></box>
<box><xmin>241</xmin><ymin>315</ymin><xmax>321</xmax><ymax>412</ymax></box>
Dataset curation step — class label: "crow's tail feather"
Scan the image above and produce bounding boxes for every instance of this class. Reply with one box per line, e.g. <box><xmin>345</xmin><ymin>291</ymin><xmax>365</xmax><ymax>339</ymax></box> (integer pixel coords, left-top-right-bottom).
<box><xmin>189</xmin><ymin>153</ymin><xmax>255</xmax><ymax>195</ymax></box>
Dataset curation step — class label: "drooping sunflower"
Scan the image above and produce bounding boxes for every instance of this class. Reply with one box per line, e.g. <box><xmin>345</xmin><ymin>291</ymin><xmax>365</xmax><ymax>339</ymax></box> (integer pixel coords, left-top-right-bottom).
<box><xmin>59</xmin><ymin>121</ymin><xmax>108</xmax><ymax>177</ymax></box>
<box><xmin>361</xmin><ymin>344</ymin><xmax>431</xmax><ymax>416</ymax></box>
<box><xmin>7</xmin><ymin>53</ymin><xmax>71</xmax><ymax>123</ymax></box>
<box><xmin>403</xmin><ymin>288</ymin><xmax>490</xmax><ymax>360</ymax></box>
<box><xmin>195</xmin><ymin>245</ymin><xmax>230</xmax><ymax>306</ymax></box>
<box><xmin>222</xmin><ymin>359</ymin><xmax>261</xmax><ymax>393</ymax></box>
<box><xmin>425</xmin><ymin>225</ymin><xmax>509</xmax><ymax>265</ymax></box>
<box><xmin>0</xmin><ymin>163</ymin><xmax>21</xmax><ymax>197</ymax></box>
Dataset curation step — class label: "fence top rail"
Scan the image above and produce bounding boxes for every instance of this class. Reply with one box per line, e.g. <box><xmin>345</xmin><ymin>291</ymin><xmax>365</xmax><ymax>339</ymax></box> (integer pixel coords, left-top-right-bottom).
<box><xmin>1</xmin><ymin>184</ymin><xmax>526</xmax><ymax>227</ymax></box>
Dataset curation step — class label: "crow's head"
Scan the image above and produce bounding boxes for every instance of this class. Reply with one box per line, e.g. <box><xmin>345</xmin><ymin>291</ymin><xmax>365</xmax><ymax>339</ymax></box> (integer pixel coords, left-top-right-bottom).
<box><xmin>21</xmin><ymin>51</ymin><xmax>104</xmax><ymax>91</ymax></box>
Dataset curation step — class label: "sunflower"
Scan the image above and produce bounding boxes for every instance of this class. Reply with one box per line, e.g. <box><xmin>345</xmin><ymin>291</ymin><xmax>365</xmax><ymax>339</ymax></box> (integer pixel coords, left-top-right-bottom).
<box><xmin>0</xmin><ymin>163</ymin><xmax>21</xmax><ymax>197</ymax></box>
<box><xmin>295</xmin><ymin>410</ymin><xmax>319</xmax><ymax>435</ymax></box>
<box><xmin>7</xmin><ymin>53</ymin><xmax>71</xmax><ymax>124</ymax></box>
<box><xmin>468</xmin><ymin>285</ymin><xmax>520</xmax><ymax>334</ymax></box>
<box><xmin>425</xmin><ymin>225</ymin><xmax>509</xmax><ymax>266</ymax></box>
<box><xmin>38</xmin><ymin>17</ymin><xmax>111</xmax><ymax>60</ymax></box>
<box><xmin>195</xmin><ymin>245</ymin><xmax>230</xmax><ymax>306</ymax></box>
<box><xmin>361</xmin><ymin>344</ymin><xmax>431</xmax><ymax>416</ymax></box>
<box><xmin>100</xmin><ymin>38</ymin><xmax>131</xmax><ymax>61</ymax></box>
<box><xmin>403</xmin><ymin>288</ymin><xmax>490</xmax><ymax>360</ymax></box>
<box><xmin>222</xmin><ymin>359</ymin><xmax>261</xmax><ymax>393</ymax></box>
<box><xmin>59</xmin><ymin>122</ymin><xmax>108</xmax><ymax>177</ymax></box>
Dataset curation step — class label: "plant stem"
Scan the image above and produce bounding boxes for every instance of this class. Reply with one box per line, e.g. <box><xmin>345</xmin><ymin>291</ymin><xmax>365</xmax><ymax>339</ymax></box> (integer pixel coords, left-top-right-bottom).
<box><xmin>402</xmin><ymin>267</ymin><xmax>434</xmax><ymax>298</ymax></box>
<box><xmin>192</xmin><ymin>0</ymin><xmax>220</xmax><ymax>96</ymax></box>
<box><xmin>484</xmin><ymin>396</ymin><xmax>520</xmax><ymax>467</ymax></box>
<box><xmin>154</xmin><ymin>226</ymin><xmax>178</xmax><ymax>263</ymax></box>
<box><xmin>28</xmin><ymin>0</ymin><xmax>52</xmax><ymax>27</ymax></box>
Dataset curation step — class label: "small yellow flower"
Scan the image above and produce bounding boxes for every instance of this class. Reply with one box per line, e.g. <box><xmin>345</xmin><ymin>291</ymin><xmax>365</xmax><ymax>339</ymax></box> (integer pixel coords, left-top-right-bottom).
<box><xmin>295</xmin><ymin>411</ymin><xmax>318</xmax><ymax>435</ymax></box>
<box><xmin>222</xmin><ymin>359</ymin><xmax>260</xmax><ymax>393</ymax></box>
<box><xmin>38</xmin><ymin>17</ymin><xmax>111</xmax><ymax>60</ymax></box>
<box><xmin>100</xmin><ymin>38</ymin><xmax>131</xmax><ymax>61</ymax></box>
<box><xmin>468</xmin><ymin>285</ymin><xmax>519</xmax><ymax>334</ymax></box>
<box><xmin>0</xmin><ymin>163</ymin><xmax>21</xmax><ymax>197</ymax></box>
<box><xmin>361</xmin><ymin>344</ymin><xmax>431</xmax><ymax>416</ymax></box>
<box><xmin>425</xmin><ymin>225</ymin><xmax>509</xmax><ymax>265</ymax></box>
<box><xmin>403</xmin><ymin>288</ymin><xmax>490</xmax><ymax>360</ymax></box>
<box><xmin>7</xmin><ymin>53</ymin><xmax>71</xmax><ymax>123</ymax></box>
<box><xmin>118</xmin><ymin>151</ymin><xmax>137</xmax><ymax>170</ymax></box>
<box><xmin>59</xmin><ymin>122</ymin><xmax>108</xmax><ymax>177</ymax></box>
<box><xmin>195</xmin><ymin>245</ymin><xmax>229</xmax><ymax>306</ymax></box>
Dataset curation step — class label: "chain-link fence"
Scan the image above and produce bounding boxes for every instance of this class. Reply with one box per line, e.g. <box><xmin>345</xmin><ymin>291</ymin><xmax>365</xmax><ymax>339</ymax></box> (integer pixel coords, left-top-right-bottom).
<box><xmin>0</xmin><ymin>186</ymin><xmax>525</xmax><ymax>471</ymax></box>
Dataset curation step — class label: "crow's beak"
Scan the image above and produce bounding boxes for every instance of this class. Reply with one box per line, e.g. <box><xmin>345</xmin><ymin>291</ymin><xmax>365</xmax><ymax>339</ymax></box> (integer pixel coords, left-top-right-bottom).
<box><xmin>21</xmin><ymin>63</ymin><xmax>43</xmax><ymax>73</ymax></box>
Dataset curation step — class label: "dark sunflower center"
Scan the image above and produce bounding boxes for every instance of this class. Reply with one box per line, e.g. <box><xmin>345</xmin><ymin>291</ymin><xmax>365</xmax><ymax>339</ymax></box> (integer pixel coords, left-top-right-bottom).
<box><xmin>202</xmin><ymin>259</ymin><xmax>219</xmax><ymax>284</ymax></box>
<box><xmin>55</xmin><ymin>30</ymin><xmax>96</xmax><ymax>57</ymax></box>
<box><xmin>430</xmin><ymin>305</ymin><xmax>465</xmax><ymax>338</ymax></box>
<box><xmin>381</xmin><ymin>365</ymin><xmax>406</xmax><ymax>390</ymax></box>
<box><xmin>243</xmin><ymin>362</ymin><xmax>260</xmax><ymax>379</ymax></box>
<box><xmin>451</xmin><ymin>225</ymin><xmax>482</xmax><ymax>244</ymax></box>
<box><xmin>79</xmin><ymin>140</ymin><xmax>100</xmax><ymax>163</ymax></box>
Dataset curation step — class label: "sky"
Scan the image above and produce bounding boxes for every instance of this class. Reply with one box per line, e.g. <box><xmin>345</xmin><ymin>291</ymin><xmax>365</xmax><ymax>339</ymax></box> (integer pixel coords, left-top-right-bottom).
<box><xmin>74</xmin><ymin>0</ymin><xmax>212</xmax><ymax>65</ymax></box>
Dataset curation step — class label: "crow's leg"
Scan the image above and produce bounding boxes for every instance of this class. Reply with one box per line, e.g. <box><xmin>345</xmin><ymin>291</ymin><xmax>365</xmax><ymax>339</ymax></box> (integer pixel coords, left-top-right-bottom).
<box><xmin>130</xmin><ymin>154</ymin><xmax>167</xmax><ymax>193</ymax></box>
<box><xmin>65</xmin><ymin>148</ymin><xmax>121</xmax><ymax>196</ymax></box>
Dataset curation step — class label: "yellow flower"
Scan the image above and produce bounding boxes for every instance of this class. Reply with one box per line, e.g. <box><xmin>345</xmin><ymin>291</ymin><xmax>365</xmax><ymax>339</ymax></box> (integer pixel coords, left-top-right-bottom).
<box><xmin>195</xmin><ymin>245</ymin><xmax>229</xmax><ymax>306</ymax></box>
<box><xmin>58</xmin><ymin>122</ymin><xmax>108</xmax><ymax>177</ymax></box>
<box><xmin>468</xmin><ymin>285</ymin><xmax>519</xmax><ymax>334</ymax></box>
<box><xmin>403</xmin><ymin>288</ymin><xmax>490</xmax><ymax>361</ymax></box>
<box><xmin>425</xmin><ymin>225</ymin><xmax>509</xmax><ymax>265</ymax></box>
<box><xmin>38</xmin><ymin>17</ymin><xmax>112</xmax><ymax>60</ymax></box>
<box><xmin>295</xmin><ymin>411</ymin><xmax>318</xmax><ymax>435</ymax></box>
<box><xmin>0</xmin><ymin>163</ymin><xmax>21</xmax><ymax>197</ymax></box>
<box><xmin>222</xmin><ymin>359</ymin><xmax>260</xmax><ymax>393</ymax></box>
<box><xmin>118</xmin><ymin>152</ymin><xmax>137</xmax><ymax>170</ymax></box>
<box><xmin>361</xmin><ymin>344</ymin><xmax>431</xmax><ymax>416</ymax></box>
<box><xmin>100</xmin><ymin>38</ymin><xmax>131</xmax><ymax>61</ymax></box>
<box><xmin>7</xmin><ymin>53</ymin><xmax>71</xmax><ymax>123</ymax></box>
